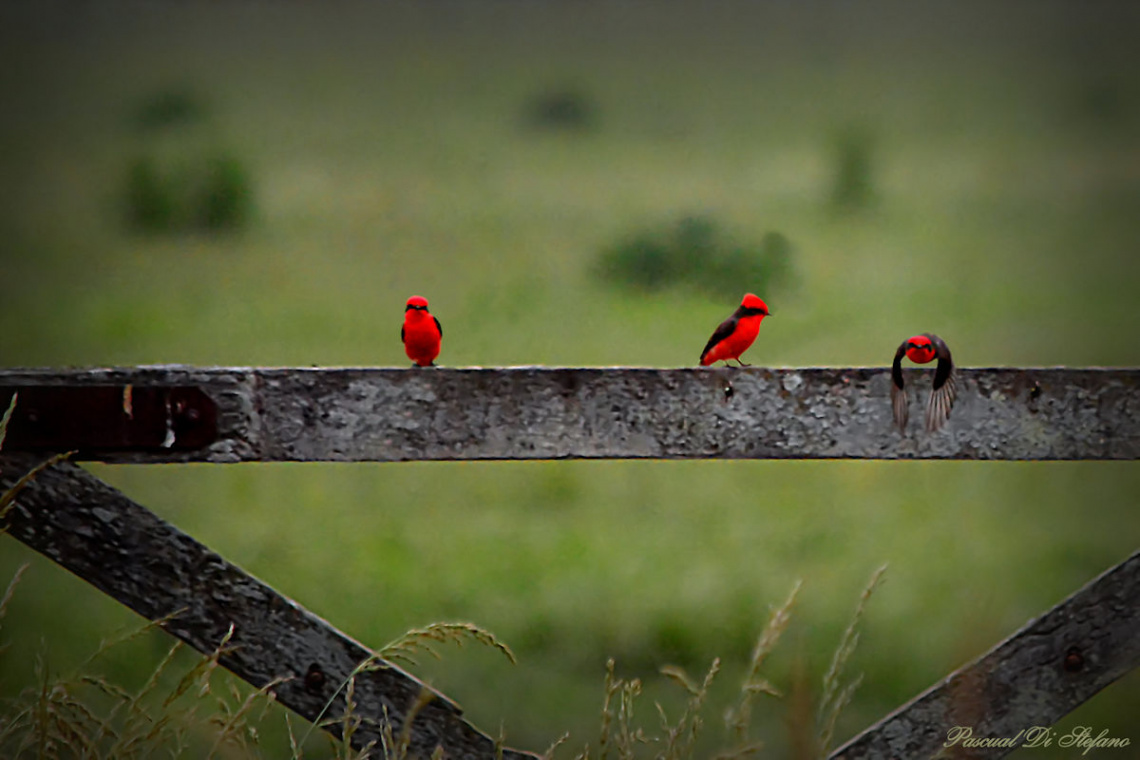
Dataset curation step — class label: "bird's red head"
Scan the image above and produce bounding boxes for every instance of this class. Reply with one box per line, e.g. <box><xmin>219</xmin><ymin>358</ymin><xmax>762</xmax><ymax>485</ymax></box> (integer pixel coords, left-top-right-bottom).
<box><xmin>405</xmin><ymin>295</ymin><xmax>430</xmax><ymax>312</ymax></box>
<box><xmin>741</xmin><ymin>293</ymin><xmax>769</xmax><ymax>316</ymax></box>
<box><xmin>905</xmin><ymin>335</ymin><xmax>936</xmax><ymax>364</ymax></box>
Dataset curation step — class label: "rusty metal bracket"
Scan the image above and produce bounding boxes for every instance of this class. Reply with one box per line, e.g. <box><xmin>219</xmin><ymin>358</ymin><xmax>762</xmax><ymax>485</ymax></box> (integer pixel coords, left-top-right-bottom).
<box><xmin>1</xmin><ymin>386</ymin><xmax>217</xmax><ymax>454</ymax></box>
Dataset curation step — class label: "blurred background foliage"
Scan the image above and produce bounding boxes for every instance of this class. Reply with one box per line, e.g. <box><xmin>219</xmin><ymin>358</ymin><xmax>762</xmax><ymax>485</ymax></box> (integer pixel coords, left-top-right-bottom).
<box><xmin>1</xmin><ymin>1</ymin><xmax>1139</xmax><ymax>757</ymax></box>
<box><xmin>597</xmin><ymin>214</ymin><xmax>796</xmax><ymax>301</ymax></box>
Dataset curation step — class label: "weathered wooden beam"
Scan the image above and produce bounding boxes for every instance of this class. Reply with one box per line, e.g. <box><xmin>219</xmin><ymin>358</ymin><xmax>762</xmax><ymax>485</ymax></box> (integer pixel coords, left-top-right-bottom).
<box><xmin>0</xmin><ymin>453</ymin><xmax>540</xmax><ymax>760</ymax></box>
<box><xmin>1</xmin><ymin>366</ymin><xmax>1137</xmax><ymax>462</ymax></box>
<box><xmin>829</xmin><ymin>549</ymin><xmax>1140</xmax><ymax>759</ymax></box>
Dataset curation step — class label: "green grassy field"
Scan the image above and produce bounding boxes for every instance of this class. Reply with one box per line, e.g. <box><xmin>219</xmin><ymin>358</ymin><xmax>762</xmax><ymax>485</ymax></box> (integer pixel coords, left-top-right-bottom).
<box><xmin>2</xmin><ymin>2</ymin><xmax>1139</xmax><ymax>757</ymax></box>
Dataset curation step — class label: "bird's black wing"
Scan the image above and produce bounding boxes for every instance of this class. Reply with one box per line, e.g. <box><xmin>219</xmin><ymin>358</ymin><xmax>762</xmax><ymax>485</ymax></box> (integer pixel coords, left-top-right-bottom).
<box><xmin>890</xmin><ymin>339</ymin><xmax>909</xmax><ymax>432</ymax></box>
<box><xmin>699</xmin><ymin>313</ymin><xmax>739</xmax><ymax>364</ymax></box>
<box><xmin>924</xmin><ymin>334</ymin><xmax>957</xmax><ymax>432</ymax></box>
<box><xmin>927</xmin><ymin>334</ymin><xmax>954</xmax><ymax>390</ymax></box>
<box><xmin>400</xmin><ymin>325</ymin><xmax>405</xmax><ymax>344</ymax></box>
<box><xmin>434</xmin><ymin>316</ymin><xmax>442</xmax><ymax>339</ymax></box>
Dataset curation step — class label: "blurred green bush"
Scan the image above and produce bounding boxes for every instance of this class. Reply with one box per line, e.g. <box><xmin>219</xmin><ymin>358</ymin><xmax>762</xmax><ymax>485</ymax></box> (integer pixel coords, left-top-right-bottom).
<box><xmin>523</xmin><ymin>86</ymin><xmax>597</xmax><ymax>132</ymax></box>
<box><xmin>197</xmin><ymin>154</ymin><xmax>253</xmax><ymax>231</ymax></box>
<box><xmin>125</xmin><ymin>156</ymin><xmax>178</xmax><ymax>232</ymax></box>
<box><xmin>124</xmin><ymin>151</ymin><xmax>253</xmax><ymax>234</ymax></box>
<box><xmin>597</xmin><ymin>214</ymin><xmax>794</xmax><ymax>300</ymax></box>
<box><xmin>123</xmin><ymin>87</ymin><xmax>253</xmax><ymax>234</ymax></box>
<box><xmin>829</xmin><ymin>125</ymin><xmax>877</xmax><ymax>212</ymax></box>
<box><xmin>131</xmin><ymin>85</ymin><xmax>207</xmax><ymax>133</ymax></box>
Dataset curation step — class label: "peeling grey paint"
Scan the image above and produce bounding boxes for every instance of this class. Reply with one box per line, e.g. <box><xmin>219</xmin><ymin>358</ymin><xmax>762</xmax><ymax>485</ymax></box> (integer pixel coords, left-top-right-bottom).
<box><xmin>0</xmin><ymin>366</ymin><xmax>1137</xmax><ymax>462</ymax></box>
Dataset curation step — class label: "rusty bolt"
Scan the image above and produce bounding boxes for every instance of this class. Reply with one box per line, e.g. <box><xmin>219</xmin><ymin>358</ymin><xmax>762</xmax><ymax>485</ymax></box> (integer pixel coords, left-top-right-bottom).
<box><xmin>304</xmin><ymin>663</ymin><xmax>327</xmax><ymax>693</ymax></box>
<box><xmin>1063</xmin><ymin>647</ymin><xmax>1084</xmax><ymax>673</ymax></box>
<box><xmin>723</xmin><ymin>383</ymin><xmax>734</xmax><ymax>401</ymax></box>
<box><xmin>1029</xmin><ymin>382</ymin><xmax>1042</xmax><ymax>401</ymax></box>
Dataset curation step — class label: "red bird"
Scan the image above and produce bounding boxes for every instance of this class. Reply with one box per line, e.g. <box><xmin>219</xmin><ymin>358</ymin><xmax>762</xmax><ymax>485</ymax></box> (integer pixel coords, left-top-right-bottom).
<box><xmin>401</xmin><ymin>295</ymin><xmax>442</xmax><ymax>367</ymax></box>
<box><xmin>699</xmin><ymin>293</ymin><xmax>770</xmax><ymax>367</ymax></box>
<box><xmin>891</xmin><ymin>333</ymin><xmax>957</xmax><ymax>433</ymax></box>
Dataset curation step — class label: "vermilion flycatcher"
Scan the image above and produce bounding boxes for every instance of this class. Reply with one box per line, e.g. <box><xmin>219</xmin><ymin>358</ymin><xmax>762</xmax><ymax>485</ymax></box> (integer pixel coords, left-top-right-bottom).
<box><xmin>699</xmin><ymin>293</ymin><xmax>770</xmax><ymax>367</ymax></box>
<box><xmin>891</xmin><ymin>333</ymin><xmax>956</xmax><ymax>433</ymax></box>
<box><xmin>402</xmin><ymin>295</ymin><xmax>442</xmax><ymax>367</ymax></box>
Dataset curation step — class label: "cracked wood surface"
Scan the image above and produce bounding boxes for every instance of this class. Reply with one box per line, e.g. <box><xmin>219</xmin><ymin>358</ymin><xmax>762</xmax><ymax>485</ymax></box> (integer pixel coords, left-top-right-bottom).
<box><xmin>0</xmin><ymin>454</ymin><xmax>539</xmax><ymax>760</ymax></box>
<box><xmin>829</xmin><ymin>549</ymin><xmax>1140</xmax><ymax>760</ymax></box>
<box><xmin>1</xmin><ymin>366</ymin><xmax>1137</xmax><ymax>462</ymax></box>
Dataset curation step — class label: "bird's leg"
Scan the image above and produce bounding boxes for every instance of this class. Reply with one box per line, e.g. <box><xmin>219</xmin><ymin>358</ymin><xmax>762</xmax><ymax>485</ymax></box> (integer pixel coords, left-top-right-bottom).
<box><xmin>735</xmin><ymin>359</ymin><xmax>751</xmax><ymax>367</ymax></box>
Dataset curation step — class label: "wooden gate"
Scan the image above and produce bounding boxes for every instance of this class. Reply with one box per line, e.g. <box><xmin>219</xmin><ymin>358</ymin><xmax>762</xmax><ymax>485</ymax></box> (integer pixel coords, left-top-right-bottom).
<box><xmin>2</xmin><ymin>366</ymin><xmax>1137</xmax><ymax>759</ymax></box>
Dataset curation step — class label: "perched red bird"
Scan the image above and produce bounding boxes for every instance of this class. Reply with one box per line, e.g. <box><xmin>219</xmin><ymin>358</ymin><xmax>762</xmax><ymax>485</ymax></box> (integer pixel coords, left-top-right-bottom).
<box><xmin>699</xmin><ymin>293</ymin><xmax>770</xmax><ymax>367</ymax></box>
<box><xmin>891</xmin><ymin>333</ymin><xmax>957</xmax><ymax>433</ymax></box>
<box><xmin>401</xmin><ymin>295</ymin><xmax>442</xmax><ymax>367</ymax></box>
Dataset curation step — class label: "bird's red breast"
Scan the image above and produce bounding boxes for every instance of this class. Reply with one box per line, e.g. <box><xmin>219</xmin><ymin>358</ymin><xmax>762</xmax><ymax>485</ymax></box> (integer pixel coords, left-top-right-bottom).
<box><xmin>904</xmin><ymin>335</ymin><xmax>936</xmax><ymax>364</ymax></box>
<box><xmin>700</xmin><ymin>317</ymin><xmax>762</xmax><ymax>365</ymax></box>
<box><xmin>403</xmin><ymin>296</ymin><xmax>441</xmax><ymax>367</ymax></box>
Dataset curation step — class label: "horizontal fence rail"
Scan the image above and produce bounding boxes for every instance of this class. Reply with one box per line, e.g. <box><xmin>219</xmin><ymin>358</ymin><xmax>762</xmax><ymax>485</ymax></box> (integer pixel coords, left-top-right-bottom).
<box><xmin>2</xmin><ymin>366</ymin><xmax>1138</xmax><ymax>462</ymax></box>
<box><xmin>3</xmin><ymin>365</ymin><xmax>1139</xmax><ymax>757</ymax></box>
<box><xmin>0</xmin><ymin>453</ymin><xmax>539</xmax><ymax>760</ymax></box>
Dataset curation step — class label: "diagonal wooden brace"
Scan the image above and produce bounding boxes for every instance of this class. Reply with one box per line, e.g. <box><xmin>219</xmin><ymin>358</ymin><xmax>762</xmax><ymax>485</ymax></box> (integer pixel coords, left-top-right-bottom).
<box><xmin>0</xmin><ymin>453</ymin><xmax>539</xmax><ymax>760</ymax></box>
<box><xmin>830</xmin><ymin>549</ymin><xmax>1140</xmax><ymax>759</ymax></box>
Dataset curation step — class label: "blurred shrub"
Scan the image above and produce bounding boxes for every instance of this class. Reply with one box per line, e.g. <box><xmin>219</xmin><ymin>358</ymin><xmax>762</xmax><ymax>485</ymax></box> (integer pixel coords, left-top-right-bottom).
<box><xmin>197</xmin><ymin>154</ymin><xmax>253</xmax><ymax>231</ymax></box>
<box><xmin>524</xmin><ymin>86</ymin><xmax>597</xmax><ymax>132</ymax></box>
<box><xmin>132</xmin><ymin>85</ymin><xmax>207</xmax><ymax>132</ymax></box>
<box><xmin>124</xmin><ymin>85</ymin><xmax>253</xmax><ymax>235</ymax></box>
<box><xmin>123</xmin><ymin>151</ymin><xmax>254</xmax><ymax>234</ymax></box>
<box><xmin>597</xmin><ymin>214</ymin><xmax>794</xmax><ymax>299</ymax></box>
<box><xmin>829</xmin><ymin>125</ymin><xmax>877</xmax><ymax>211</ymax></box>
<box><xmin>125</xmin><ymin>156</ymin><xmax>178</xmax><ymax>232</ymax></box>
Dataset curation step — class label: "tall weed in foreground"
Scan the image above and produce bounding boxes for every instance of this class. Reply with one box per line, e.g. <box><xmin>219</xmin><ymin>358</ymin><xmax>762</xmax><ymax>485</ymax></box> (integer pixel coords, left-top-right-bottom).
<box><xmin>547</xmin><ymin>568</ymin><xmax>886</xmax><ymax>760</ymax></box>
<box><xmin>293</xmin><ymin>622</ymin><xmax>517</xmax><ymax>760</ymax></box>
<box><xmin>0</xmin><ymin>559</ymin><xmax>885</xmax><ymax>760</ymax></box>
<box><xmin>817</xmin><ymin>565</ymin><xmax>886</xmax><ymax>757</ymax></box>
<box><xmin>0</xmin><ymin>578</ymin><xmax>516</xmax><ymax>760</ymax></box>
<box><xmin>0</xmin><ymin>607</ymin><xmax>285</xmax><ymax>760</ymax></box>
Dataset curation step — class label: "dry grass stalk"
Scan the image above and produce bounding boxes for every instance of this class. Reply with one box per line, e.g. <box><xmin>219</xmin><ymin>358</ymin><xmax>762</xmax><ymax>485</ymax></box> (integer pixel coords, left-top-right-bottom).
<box><xmin>817</xmin><ymin>564</ymin><xmax>887</xmax><ymax>757</ymax></box>
<box><xmin>724</xmin><ymin>580</ymin><xmax>802</xmax><ymax>751</ymax></box>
